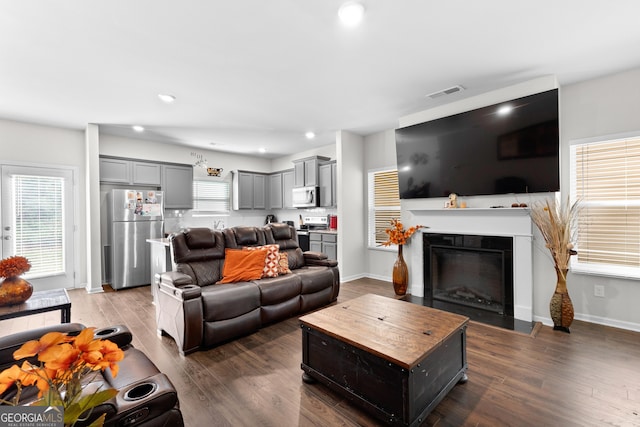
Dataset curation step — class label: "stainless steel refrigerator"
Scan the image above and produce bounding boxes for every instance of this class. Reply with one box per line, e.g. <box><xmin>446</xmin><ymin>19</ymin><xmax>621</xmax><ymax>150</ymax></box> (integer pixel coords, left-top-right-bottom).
<box><xmin>107</xmin><ymin>189</ymin><xmax>164</xmax><ymax>290</ymax></box>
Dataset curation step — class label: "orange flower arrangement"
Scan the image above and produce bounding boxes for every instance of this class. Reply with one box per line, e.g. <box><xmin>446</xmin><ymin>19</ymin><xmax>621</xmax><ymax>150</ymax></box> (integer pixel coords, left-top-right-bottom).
<box><xmin>0</xmin><ymin>256</ymin><xmax>31</xmax><ymax>278</ymax></box>
<box><xmin>0</xmin><ymin>328</ymin><xmax>124</xmax><ymax>427</ymax></box>
<box><xmin>381</xmin><ymin>218</ymin><xmax>425</xmax><ymax>246</ymax></box>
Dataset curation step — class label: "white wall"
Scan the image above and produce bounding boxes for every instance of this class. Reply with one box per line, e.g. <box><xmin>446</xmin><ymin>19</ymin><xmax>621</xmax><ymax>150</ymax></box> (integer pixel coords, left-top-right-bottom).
<box><xmin>559</xmin><ymin>67</ymin><xmax>640</xmax><ymax>330</ymax></box>
<box><xmin>363</xmin><ymin>71</ymin><xmax>640</xmax><ymax>331</ymax></box>
<box><xmin>0</xmin><ymin>119</ymin><xmax>88</xmax><ymax>288</ymax></box>
<box><xmin>337</xmin><ymin>131</ymin><xmax>366</xmax><ymax>281</ymax></box>
<box><xmin>363</xmin><ymin>130</ymin><xmax>400</xmax><ymax>281</ymax></box>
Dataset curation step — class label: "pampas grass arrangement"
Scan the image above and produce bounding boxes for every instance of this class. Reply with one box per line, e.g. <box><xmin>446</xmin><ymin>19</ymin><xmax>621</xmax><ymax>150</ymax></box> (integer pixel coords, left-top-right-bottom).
<box><xmin>529</xmin><ymin>197</ymin><xmax>580</xmax><ymax>280</ymax></box>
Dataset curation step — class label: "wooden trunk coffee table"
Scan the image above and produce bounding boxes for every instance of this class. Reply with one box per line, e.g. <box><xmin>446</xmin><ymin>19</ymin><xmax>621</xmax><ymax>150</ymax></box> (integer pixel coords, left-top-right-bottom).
<box><xmin>299</xmin><ymin>293</ymin><xmax>468</xmax><ymax>427</ymax></box>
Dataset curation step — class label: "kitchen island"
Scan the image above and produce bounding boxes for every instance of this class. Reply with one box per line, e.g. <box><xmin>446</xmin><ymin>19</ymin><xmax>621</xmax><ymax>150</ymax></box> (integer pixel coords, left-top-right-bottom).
<box><xmin>146</xmin><ymin>238</ymin><xmax>172</xmax><ymax>304</ymax></box>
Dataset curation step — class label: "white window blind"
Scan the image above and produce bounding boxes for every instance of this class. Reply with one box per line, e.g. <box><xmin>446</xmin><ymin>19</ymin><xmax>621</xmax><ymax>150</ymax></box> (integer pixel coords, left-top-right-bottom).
<box><xmin>192</xmin><ymin>180</ymin><xmax>230</xmax><ymax>212</ymax></box>
<box><xmin>570</xmin><ymin>136</ymin><xmax>640</xmax><ymax>277</ymax></box>
<box><xmin>368</xmin><ymin>169</ymin><xmax>401</xmax><ymax>247</ymax></box>
<box><xmin>12</xmin><ymin>174</ymin><xmax>65</xmax><ymax>278</ymax></box>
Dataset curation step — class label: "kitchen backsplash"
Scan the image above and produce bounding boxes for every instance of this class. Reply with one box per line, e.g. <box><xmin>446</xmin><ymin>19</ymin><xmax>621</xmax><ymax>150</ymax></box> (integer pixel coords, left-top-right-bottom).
<box><xmin>164</xmin><ymin>208</ymin><xmax>337</xmax><ymax>234</ymax></box>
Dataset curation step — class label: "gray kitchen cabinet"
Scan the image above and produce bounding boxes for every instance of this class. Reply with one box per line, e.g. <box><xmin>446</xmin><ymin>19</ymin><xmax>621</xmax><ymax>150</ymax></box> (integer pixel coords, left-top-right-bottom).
<box><xmin>233</xmin><ymin>171</ymin><xmax>267</xmax><ymax>210</ymax></box>
<box><xmin>293</xmin><ymin>156</ymin><xmax>330</xmax><ymax>188</ymax></box>
<box><xmin>100</xmin><ymin>158</ymin><xmax>162</xmax><ymax>187</ymax></box>
<box><xmin>162</xmin><ymin>164</ymin><xmax>193</xmax><ymax>209</ymax></box>
<box><xmin>133</xmin><ymin>161</ymin><xmax>161</xmax><ymax>186</ymax></box>
<box><xmin>253</xmin><ymin>174</ymin><xmax>267</xmax><ymax>210</ymax></box>
<box><xmin>282</xmin><ymin>169</ymin><xmax>294</xmax><ymax>209</ymax></box>
<box><xmin>268</xmin><ymin>173</ymin><xmax>283</xmax><ymax>209</ymax></box>
<box><xmin>99</xmin><ymin>158</ymin><xmax>132</xmax><ymax>184</ymax></box>
<box><xmin>309</xmin><ymin>232</ymin><xmax>337</xmax><ymax>260</ymax></box>
<box><xmin>319</xmin><ymin>161</ymin><xmax>336</xmax><ymax>207</ymax></box>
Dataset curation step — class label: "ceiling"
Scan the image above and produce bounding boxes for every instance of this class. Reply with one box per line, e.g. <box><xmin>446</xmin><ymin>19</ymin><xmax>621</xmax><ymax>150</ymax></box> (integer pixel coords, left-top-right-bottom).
<box><xmin>2</xmin><ymin>1</ymin><xmax>640</xmax><ymax>159</ymax></box>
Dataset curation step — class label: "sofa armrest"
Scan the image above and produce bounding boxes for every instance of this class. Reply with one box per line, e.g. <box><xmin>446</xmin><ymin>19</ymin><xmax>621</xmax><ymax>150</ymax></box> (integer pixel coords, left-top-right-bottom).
<box><xmin>304</xmin><ymin>251</ymin><xmax>338</xmax><ymax>267</ymax></box>
<box><xmin>158</xmin><ymin>271</ymin><xmax>194</xmax><ymax>288</ymax></box>
<box><xmin>155</xmin><ymin>278</ymin><xmax>203</xmax><ymax>355</ymax></box>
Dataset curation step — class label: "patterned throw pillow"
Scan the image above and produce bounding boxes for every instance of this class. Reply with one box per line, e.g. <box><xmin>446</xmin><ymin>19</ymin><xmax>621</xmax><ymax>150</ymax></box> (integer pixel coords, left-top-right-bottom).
<box><xmin>278</xmin><ymin>252</ymin><xmax>292</xmax><ymax>275</ymax></box>
<box><xmin>244</xmin><ymin>244</ymin><xmax>280</xmax><ymax>278</ymax></box>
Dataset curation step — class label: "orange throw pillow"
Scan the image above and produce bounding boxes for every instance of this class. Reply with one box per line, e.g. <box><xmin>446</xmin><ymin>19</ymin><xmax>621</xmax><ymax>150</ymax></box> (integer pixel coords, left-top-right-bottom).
<box><xmin>217</xmin><ymin>248</ymin><xmax>267</xmax><ymax>284</ymax></box>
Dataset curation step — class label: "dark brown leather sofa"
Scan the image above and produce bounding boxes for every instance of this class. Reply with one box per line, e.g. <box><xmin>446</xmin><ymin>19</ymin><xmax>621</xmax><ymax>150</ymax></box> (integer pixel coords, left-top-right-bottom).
<box><xmin>155</xmin><ymin>223</ymin><xmax>339</xmax><ymax>355</ymax></box>
<box><xmin>0</xmin><ymin>323</ymin><xmax>184</xmax><ymax>427</ymax></box>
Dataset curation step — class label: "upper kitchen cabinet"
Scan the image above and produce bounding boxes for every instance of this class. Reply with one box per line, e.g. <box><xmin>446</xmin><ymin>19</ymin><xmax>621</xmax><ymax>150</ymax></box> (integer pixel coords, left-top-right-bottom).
<box><xmin>293</xmin><ymin>156</ymin><xmax>330</xmax><ymax>188</ymax></box>
<box><xmin>162</xmin><ymin>164</ymin><xmax>193</xmax><ymax>209</ymax></box>
<box><xmin>233</xmin><ymin>171</ymin><xmax>267</xmax><ymax>210</ymax></box>
<box><xmin>99</xmin><ymin>158</ymin><xmax>131</xmax><ymax>184</ymax></box>
<box><xmin>269</xmin><ymin>169</ymin><xmax>295</xmax><ymax>210</ymax></box>
<box><xmin>99</xmin><ymin>157</ymin><xmax>161</xmax><ymax>186</ymax></box>
<box><xmin>319</xmin><ymin>160</ymin><xmax>337</xmax><ymax>207</ymax></box>
<box><xmin>133</xmin><ymin>161</ymin><xmax>161</xmax><ymax>185</ymax></box>
<box><xmin>268</xmin><ymin>173</ymin><xmax>283</xmax><ymax>209</ymax></box>
<box><xmin>282</xmin><ymin>169</ymin><xmax>294</xmax><ymax>209</ymax></box>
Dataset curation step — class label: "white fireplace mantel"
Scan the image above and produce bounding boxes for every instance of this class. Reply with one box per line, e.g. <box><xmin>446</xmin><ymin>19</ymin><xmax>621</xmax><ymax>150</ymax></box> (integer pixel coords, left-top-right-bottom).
<box><xmin>406</xmin><ymin>207</ymin><xmax>534</xmax><ymax>322</ymax></box>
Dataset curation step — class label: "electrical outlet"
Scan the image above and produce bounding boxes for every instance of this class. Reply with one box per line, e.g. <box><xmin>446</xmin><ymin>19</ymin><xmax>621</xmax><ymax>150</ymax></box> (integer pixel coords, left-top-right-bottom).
<box><xmin>594</xmin><ymin>285</ymin><xmax>605</xmax><ymax>298</ymax></box>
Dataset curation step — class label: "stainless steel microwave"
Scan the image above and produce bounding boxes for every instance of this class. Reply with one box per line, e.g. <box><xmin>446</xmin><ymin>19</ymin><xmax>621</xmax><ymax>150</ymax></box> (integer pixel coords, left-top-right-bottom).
<box><xmin>292</xmin><ymin>186</ymin><xmax>319</xmax><ymax>208</ymax></box>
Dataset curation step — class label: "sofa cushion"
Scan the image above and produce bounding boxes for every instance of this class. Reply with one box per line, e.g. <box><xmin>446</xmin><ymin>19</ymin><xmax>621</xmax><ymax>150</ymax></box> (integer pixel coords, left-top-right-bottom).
<box><xmin>283</xmin><ymin>247</ymin><xmax>305</xmax><ymax>270</ymax></box>
<box><xmin>217</xmin><ymin>248</ymin><xmax>267</xmax><ymax>284</ymax></box>
<box><xmin>254</xmin><ymin>274</ymin><xmax>301</xmax><ymax>305</ymax></box>
<box><xmin>201</xmin><ymin>282</ymin><xmax>261</xmax><ymax>321</ymax></box>
<box><xmin>295</xmin><ymin>266</ymin><xmax>336</xmax><ymax>294</ymax></box>
<box><xmin>244</xmin><ymin>244</ymin><xmax>280</xmax><ymax>278</ymax></box>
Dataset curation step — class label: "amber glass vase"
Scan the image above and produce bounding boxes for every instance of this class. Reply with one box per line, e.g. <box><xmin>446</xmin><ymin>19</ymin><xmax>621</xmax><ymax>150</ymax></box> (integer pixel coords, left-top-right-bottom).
<box><xmin>392</xmin><ymin>245</ymin><xmax>409</xmax><ymax>296</ymax></box>
<box><xmin>0</xmin><ymin>276</ymin><xmax>33</xmax><ymax>306</ymax></box>
<box><xmin>549</xmin><ymin>267</ymin><xmax>574</xmax><ymax>333</ymax></box>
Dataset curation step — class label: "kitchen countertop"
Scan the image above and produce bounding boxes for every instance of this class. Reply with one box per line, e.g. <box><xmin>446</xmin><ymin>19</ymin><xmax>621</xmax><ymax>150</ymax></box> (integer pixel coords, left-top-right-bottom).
<box><xmin>307</xmin><ymin>229</ymin><xmax>338</xmax><ymax>234</ymax></box>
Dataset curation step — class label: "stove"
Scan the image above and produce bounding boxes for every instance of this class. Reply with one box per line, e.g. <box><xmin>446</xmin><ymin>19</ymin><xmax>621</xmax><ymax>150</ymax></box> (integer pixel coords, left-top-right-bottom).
<box><xmin>296</xmin><ymin>216</ymin><xmax>328</xmax><ymax>251</ymax></box>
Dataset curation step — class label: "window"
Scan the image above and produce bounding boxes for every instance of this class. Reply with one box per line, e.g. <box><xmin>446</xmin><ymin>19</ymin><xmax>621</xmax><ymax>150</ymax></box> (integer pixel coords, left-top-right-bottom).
<box><xmin>368</xmin><ymin>169</ymin><xmax>400</xmax><ymax>248</ymax></box>
<box><xmin>192</xmin><ymin>180</ymin><xmax>230</xmax><ymax>212</ymax></box>
<box><xmin>570</xmin><ymin>134</ymin><xmax>640</xmax><ymax>278</ymax></box>
<box><xmin>12</xmin><ymin>174</ymin><xmax>65</xmax><ymax>277</ymax></box>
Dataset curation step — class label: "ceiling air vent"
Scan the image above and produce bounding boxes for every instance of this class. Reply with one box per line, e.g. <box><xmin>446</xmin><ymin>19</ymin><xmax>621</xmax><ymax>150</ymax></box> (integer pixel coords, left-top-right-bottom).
<box><xmin>426</xmin><ymin>85</ymin><xmax>465</xmax><ymax>99</ymax></box>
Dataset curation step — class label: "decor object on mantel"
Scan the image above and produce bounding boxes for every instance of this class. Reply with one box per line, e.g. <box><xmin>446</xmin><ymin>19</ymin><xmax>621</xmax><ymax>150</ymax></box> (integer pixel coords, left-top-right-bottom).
<box><xmin>381</xmin><ymin>219</ymin><xmax>425</xmax><ymax>296</ymax></box>
<box><xmin>529</xmin><ymin>198</ymin><xmax>580</xmax><ymax>333</ymax></box>
<box><xmin>0</xmin><ymin>327</ymin><xmax>124</xmax><ymax>427</ymax></box>
<box><xmin>0</xmin><ymin>256</ymin><xmax>33</xmax><ymax>307</ymax></box>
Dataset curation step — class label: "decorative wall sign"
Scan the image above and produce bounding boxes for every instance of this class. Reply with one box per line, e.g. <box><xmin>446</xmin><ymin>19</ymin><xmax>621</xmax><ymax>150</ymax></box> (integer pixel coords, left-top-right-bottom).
<box><xmin>207</xmin><ymin>167</ymin><xmax>223</xmax><ymax>177</ymax></box>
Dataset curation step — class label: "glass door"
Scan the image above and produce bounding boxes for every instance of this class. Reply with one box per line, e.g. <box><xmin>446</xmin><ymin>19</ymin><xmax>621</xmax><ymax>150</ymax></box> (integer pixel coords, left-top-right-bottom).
<box><xmin>1</xmin><ymin>165</ymin><xmax>75</xmax><ymax>290</ymax></box>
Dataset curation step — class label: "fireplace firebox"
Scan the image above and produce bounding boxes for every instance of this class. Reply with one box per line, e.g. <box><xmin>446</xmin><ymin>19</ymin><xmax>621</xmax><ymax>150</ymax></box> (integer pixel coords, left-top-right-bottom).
<box><xmin>423</xmin><ymin>233</ymin><xmax>514</xmax><ymax>324</ymax></box>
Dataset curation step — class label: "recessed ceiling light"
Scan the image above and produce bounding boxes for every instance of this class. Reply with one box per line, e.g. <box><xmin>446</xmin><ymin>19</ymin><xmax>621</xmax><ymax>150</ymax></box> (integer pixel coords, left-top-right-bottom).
<box><xmin>158</xmin><ymin>93</ymin><xmax>176</xmax><ymax>104</ymax></box>
<box><xmin>338</xmin><ymin>2</ymin><xmax>365</xmax><ymax>26</ymax></box>
<box><xmin>132</xmin><ymin>125</ymin><xmax>145</xmax><ymax>132</ymax></box>
<box><xmin>259</xmin><ymin>147</ymin><xmax>267</xmax><ymax>153</ymax></box>
<box><xmin>305</xmin><ymin>131</ymin><xmax>316</xmax><ymax>140</ymax></box>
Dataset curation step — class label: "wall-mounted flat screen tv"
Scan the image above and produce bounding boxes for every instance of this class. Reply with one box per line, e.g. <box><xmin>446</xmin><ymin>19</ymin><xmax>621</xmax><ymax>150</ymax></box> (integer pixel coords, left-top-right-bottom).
<box><xmin>395</xmin><ymin>88</ymin><xmax>559</xmax><ymax>199</ymax></box>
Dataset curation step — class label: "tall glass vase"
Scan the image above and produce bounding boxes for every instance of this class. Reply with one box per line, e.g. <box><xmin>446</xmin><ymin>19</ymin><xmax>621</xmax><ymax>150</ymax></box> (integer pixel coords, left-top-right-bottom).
<box><xmin>392</xmin><ymin>244</ymin><xmax>409</xmax><ymax>296</ymax></box>
<box><xmin>549</xmin><ymin>267</ymin><xmax>574</xmax><ymax>333</ymax></box>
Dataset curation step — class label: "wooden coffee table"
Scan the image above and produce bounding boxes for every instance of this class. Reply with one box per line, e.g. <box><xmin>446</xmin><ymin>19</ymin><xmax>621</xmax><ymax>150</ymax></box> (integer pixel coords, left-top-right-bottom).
<box><xmin>299</xmin><ymin>294</ymin><xmax>468</xmax><ymax>427</ymax></box>
<box><xmin>0</xmin><ymin>288</ymin><xmax>71</xmax><ymax>323</ymax></box>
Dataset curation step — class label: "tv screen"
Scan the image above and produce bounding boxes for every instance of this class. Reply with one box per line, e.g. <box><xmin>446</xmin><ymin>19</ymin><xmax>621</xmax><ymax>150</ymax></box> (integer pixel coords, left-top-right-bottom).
<box><xmin>395</xmin><ymin>89</ymin><xmax>559</xmax><ymax>199</ymax></box>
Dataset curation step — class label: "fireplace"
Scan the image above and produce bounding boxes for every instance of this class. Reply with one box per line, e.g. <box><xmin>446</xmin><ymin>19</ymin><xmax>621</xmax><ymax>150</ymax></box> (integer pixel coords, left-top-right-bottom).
<box><xmin>422</xmin><ymin>232</ymin><xmax>517</xmax><ymax>328</ymax></box>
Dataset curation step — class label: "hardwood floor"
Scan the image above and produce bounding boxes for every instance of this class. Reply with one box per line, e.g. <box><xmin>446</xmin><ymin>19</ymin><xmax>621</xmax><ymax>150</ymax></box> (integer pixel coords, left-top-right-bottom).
<box><xmin>3</xmin><ymin>278</ymin><xmax>640</xmax><ymax>426</ymax></box>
